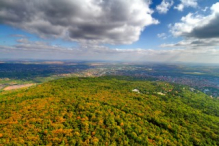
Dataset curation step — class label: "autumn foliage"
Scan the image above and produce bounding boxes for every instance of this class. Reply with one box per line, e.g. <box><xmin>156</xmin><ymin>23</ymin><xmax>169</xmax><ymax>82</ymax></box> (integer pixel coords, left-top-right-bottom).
<box><xmin>0</xmin><ymin>76</ymin><xmax>219</xmax><ymax>145</ymax></box>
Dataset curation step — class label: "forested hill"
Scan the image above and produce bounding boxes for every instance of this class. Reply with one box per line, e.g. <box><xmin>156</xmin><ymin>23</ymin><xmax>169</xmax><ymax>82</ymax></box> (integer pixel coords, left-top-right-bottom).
<box><xmin>0</xmin><ymin>76</ymin><xmax>219</xmax><ymax>145</ymax></box>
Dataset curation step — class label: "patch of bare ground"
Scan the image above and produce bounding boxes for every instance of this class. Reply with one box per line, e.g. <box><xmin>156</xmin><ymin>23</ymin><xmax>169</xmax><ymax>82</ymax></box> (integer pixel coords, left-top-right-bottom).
<box><xmin>3</xmin><ymin>84</ymin><xmax>35</xmax><ymax>91</ymax></box>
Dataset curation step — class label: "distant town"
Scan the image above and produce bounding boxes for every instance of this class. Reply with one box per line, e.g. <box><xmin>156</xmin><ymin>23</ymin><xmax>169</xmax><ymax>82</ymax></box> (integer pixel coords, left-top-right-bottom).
<box><xmin>1</xmin><ymin>61</ymin><xmax>219</xmax><ymax>98</ymax></box>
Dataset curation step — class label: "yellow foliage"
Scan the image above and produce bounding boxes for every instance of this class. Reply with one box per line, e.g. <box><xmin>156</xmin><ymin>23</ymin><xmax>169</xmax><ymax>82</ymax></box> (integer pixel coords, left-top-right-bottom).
<box><xmin>74</xmin><ymin>132</ymin><xmax>80</xmax><ymax>136</ymax></box>
<box><xmin>91</xmin><ymin>137</ymin><xmax>99</xmax><ymax>145</ymax></box>
<box><xmin>92</xmin><ymin>131</ymin><xmax>96</xmax><ymax>136</ymax></box>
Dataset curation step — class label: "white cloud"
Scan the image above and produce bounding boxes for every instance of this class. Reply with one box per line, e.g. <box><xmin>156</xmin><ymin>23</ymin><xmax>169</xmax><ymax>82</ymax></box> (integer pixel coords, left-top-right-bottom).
<box><xmin>160</xmin><ymin>38</ymin><xmax>219</xmax><ymax>49</ymax></box>
<box><xmin>157</xmin><ymin>33</ymin><xmax>167</xmax><ymax>39</ymax></box>
<box><xmin>0</xmin><ymin>0</ymin><xmax>159</xmax><ymax>45</ymax></box>
<box><xmin>170</xmin><ymin>2</ymin><xmax>219</xmax><ymax>38</ymax></box>
<box><xmin>159</xmin><ymin>2</ymin><xmax>219</xmax><ymax>62</ymax></box>
<box><xmin>10</xmin><ymin>34</ymin><xmax>27</xmax><ymax>38</ymax></box>
<box><xmin>1</xmin><ymin>38</ymin><xmax>219</xmax><ymax>63</ymax></box>
<box><xmin>174</xmin><ymin>0</ymin><xmax>198</xmax><ymax>11</ymax></box>
<box><xmin>156</xmin><ymin>0</ymin><xmax>174</xmax><ymax>14</ymax></box>
<box><xmin>17</xmin><ymin>38</ymin><xmax>29</xmax><ymax>43</ymax></box>
<box><xmin>202</xmin><ymin>7</ymin><xmax>209</xmax><ymax>12</ymax></box>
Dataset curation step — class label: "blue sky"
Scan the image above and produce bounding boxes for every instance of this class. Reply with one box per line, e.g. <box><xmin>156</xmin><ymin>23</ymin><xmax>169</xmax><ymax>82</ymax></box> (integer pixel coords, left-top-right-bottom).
<box><xmin>0</xmin><ymin>0</ymin><xmax>219</xmax><ymax>63</ymax></box>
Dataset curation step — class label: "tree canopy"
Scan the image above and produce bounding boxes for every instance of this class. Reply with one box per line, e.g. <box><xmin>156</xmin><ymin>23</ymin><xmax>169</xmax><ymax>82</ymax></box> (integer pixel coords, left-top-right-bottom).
<box><xmin>0</xmin><ymin>76</ymin><xmax>219</xmax><ymax>145</ymax></box>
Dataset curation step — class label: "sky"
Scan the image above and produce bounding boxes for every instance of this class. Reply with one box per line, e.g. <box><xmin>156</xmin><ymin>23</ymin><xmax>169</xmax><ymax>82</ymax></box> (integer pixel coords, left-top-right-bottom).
<box><xmin>0</xmin><ymin>0</ymin><xmax>219</xmax><ymax>63</ymax></box>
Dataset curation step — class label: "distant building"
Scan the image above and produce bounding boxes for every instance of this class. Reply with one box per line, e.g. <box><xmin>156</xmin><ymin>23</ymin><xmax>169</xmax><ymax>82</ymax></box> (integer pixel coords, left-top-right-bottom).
<box><xmin>204</xmin><ymin>89</ymin><xmax>210</xmax><ymax>93</ymax></box>
<box><xmin>190</xmin><ymin>88</ymin><xmax>195</xmax><ymax>92</ymax></box>
<box><xmin>157</xmin><ymin>92</ymin><xmax>165</xmax><ymax>96</ymax></box>
<box><xmin>132</xmin><ymin>89</ymin><xmax>140</xmax><ymax>93</ymax></box>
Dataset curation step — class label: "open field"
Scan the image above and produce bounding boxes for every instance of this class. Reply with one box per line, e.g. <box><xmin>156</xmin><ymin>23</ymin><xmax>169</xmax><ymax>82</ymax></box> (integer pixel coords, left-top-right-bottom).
<box><xmin>3</xmin><ymin>84</ymin><xmax>35</xmax><ymax>91</ymax></box>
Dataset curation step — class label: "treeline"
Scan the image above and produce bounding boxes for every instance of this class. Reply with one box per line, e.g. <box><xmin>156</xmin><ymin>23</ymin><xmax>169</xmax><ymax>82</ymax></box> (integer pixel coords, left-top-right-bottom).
<box><xmin>0</xmin><ymin>63</ymin><xmax>91</xmax><ymax>79</ymax></box>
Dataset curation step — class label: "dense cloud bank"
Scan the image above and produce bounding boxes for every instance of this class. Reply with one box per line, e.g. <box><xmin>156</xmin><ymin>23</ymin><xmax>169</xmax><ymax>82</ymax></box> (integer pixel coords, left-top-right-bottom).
<box><xmin>0</xmin><ymin>0</ymin><xmax>158</xmax><ymax>44</ymax></box>
<box><xmin>170</xmin><ymin>2</ymin><xmax>219</xmax><ymax>39</ymax></box>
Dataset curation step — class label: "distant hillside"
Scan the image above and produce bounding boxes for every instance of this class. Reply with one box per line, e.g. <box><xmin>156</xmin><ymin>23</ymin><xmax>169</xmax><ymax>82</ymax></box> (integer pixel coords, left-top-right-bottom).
<box><xmin>0</xmin><ymin>76</ymin><xmax>219</xmax><ymax>145</ymax></box>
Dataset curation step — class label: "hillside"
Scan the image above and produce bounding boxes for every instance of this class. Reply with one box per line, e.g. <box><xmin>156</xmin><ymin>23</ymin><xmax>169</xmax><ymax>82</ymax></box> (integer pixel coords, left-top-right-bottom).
<box><xmin>0</xmin><ymin>76</ymin><xmax>219</xmax><ymax>145</ymax></box>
